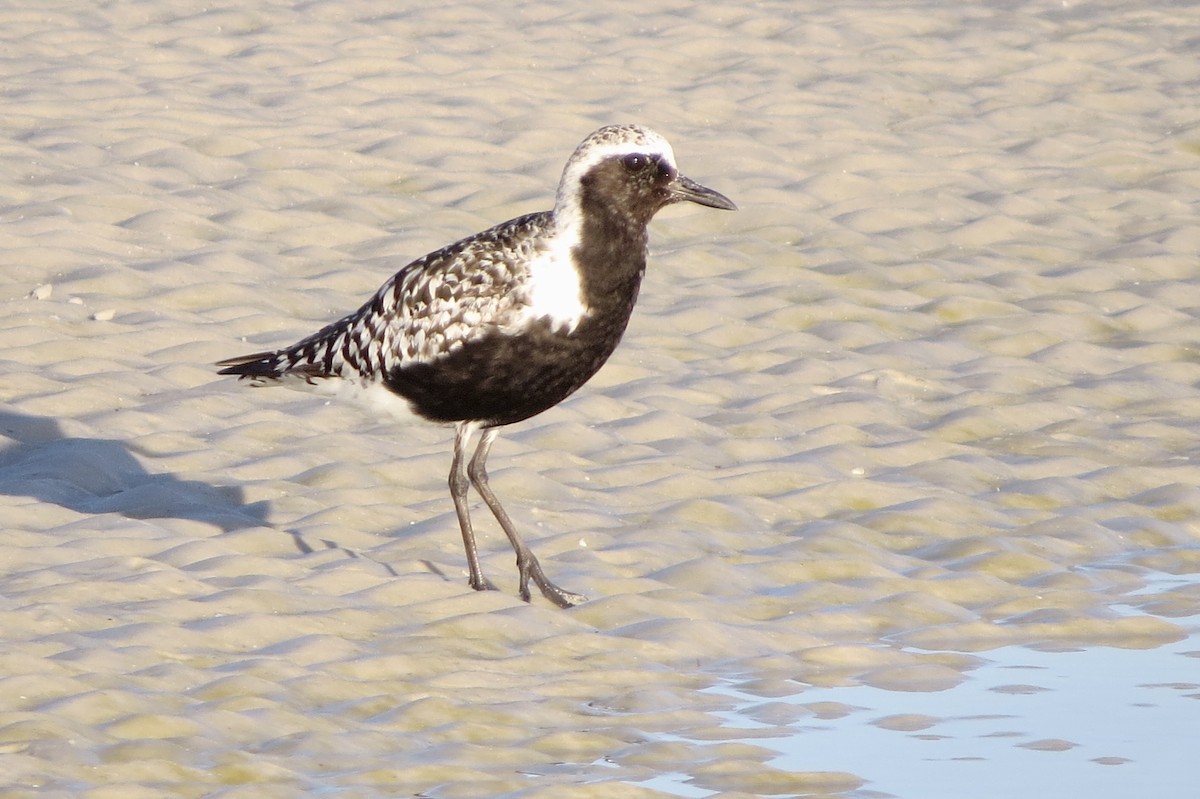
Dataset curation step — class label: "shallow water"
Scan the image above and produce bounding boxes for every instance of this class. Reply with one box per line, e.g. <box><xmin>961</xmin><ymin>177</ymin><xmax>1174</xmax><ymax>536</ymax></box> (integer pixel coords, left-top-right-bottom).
<box><xmin>2</xmin><ymin>0</ymin><xmax>1199</xmax><ymax>796</ymax></box>
<box><xmin>680</xmin><ymin>576</ymin><xmax>1199</xmax><ymax>798</ymax></box>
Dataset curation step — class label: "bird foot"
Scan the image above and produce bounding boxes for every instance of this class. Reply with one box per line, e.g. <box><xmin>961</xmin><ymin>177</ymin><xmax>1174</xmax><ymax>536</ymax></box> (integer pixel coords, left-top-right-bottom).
<box><xmin>518</xmin><ymin>557</ymin><xmax>587</xmax><ymax>608</ymax></box>
<box><xmin>468</xmin><ymin>575</ymin><xmax>501</xmax><ymax>593</ymax></box>
<box><xmin>537</xmin><ymin>581</ymin><xmax>588</xmax><ymax>608</ymax></box>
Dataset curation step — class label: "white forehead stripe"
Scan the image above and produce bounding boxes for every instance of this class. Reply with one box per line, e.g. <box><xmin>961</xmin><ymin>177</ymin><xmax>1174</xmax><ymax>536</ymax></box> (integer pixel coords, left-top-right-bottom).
<box><xmin>554</xmin><ymin>124</ymin><xmax>677</xmax><ymax>213</ymax></box>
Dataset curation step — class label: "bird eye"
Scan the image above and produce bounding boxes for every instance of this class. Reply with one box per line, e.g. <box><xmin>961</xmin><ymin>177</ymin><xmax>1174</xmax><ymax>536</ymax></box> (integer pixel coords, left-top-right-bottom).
<box><xmin>622</xmin><ymin>153</ymin><xmax>648</xmax><ymax>171</ymax></box>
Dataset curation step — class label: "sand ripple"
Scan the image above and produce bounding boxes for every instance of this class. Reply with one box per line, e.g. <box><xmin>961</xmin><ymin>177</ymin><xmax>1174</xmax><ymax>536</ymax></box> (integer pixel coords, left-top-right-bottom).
<box><xmin>2</xmin><ymin>0</ymin><xmax>1198</xmax><ymax>795</ymax></box>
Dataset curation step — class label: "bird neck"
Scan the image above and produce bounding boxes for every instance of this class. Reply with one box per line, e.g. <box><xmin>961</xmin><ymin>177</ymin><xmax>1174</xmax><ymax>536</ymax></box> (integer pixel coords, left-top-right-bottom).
<box><xmin>569</xmin><ymin>196</ymin><xmax>650</xmax><ymax>318</ymax></box>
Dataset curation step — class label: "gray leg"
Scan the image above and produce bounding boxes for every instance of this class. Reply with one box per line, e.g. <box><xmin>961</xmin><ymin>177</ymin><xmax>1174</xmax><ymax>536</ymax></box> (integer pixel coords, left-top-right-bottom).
<box><xmin>467</xmin><ymin>427</ymin><xmax>587</xmax><ymax>608</ymax></box>
<box><xmin>449</xmin><ymin>421</ymin><xmax>495</xmax><ymax>593</ymax></box>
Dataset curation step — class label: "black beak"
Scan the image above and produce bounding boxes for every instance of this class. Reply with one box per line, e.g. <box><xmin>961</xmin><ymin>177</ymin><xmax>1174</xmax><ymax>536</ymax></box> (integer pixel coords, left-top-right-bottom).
<box><xmin>669</xmin><ymin>174</ymin><xmax>737</xmax><ymax>211</ymax></box>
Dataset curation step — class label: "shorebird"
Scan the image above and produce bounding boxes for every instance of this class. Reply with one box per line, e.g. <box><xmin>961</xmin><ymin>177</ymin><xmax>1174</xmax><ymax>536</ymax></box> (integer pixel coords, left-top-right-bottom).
<box><xmin>217</xmin><ymin>124</ymin><xmax>735</xmax><ymax>607</ymax></box>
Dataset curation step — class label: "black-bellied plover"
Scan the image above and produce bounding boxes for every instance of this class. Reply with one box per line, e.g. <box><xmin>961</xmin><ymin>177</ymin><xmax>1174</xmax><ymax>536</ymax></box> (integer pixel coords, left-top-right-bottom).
<box><xmin>217</xmin><ymin>124</ymin><xmax>735</xmax><ymax>607</ymax></box>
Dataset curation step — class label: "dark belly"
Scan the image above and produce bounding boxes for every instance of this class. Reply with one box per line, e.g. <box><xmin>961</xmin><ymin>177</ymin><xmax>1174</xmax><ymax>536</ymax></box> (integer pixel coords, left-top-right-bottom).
<box><xmin>383</xmin><ymin>321</ymin><xmax>624</xmax><ymax>427</ymax></box>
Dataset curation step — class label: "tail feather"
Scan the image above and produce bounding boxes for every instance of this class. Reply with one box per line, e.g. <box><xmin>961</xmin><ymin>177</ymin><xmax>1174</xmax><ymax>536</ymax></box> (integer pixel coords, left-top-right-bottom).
<box><xmin>216</xmin><ymin>351</ymin><xmax>284</xmax><ymax>380</ymax></box>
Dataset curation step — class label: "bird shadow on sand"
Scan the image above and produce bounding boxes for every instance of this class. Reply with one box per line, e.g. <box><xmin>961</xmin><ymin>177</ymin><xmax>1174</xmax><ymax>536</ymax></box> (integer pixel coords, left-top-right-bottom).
<box><xmin>0</xmin><ymin>407</ymin><xmax>269</xmax><ymax>533</ymax></box>
<box><xmin>0</xmin><ymin>407</ymin><xmax>403</xmax><ymax>576</ymax></box>
<box><xmin>286</xmin><ymin>530</ymin><xmax>401</xmax><ymax>577</ymax></box>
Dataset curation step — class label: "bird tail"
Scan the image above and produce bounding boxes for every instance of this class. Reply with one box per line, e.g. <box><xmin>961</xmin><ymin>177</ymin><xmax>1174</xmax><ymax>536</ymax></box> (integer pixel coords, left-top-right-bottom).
<box><xmin>216</xmin><ymin>351</ymin><xmax>286</xmax><ymax>381</ymax></box>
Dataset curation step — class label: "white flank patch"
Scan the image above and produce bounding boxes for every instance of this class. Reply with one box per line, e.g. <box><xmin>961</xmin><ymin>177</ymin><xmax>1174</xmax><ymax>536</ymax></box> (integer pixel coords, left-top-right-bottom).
<box><xmin>286</xmin><ymin>374</ymin><xmax>430</xmax><ymax>426</ymax></box>
<box><xmin>516</xmin><ymin>228</ymin><xmax>589</xmax><ymax>334</ymax></box>
<box><xmin>339</xmin><ymin>380</ymin><xmax>428</xmax><ymax>424</ymax></box>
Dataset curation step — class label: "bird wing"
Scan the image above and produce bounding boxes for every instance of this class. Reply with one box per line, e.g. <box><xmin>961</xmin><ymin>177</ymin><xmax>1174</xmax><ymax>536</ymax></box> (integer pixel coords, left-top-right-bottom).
<box><xmin>217</xmin><ymin>211</ymin><xmax>552</xmax><ymax>385</ymax></box>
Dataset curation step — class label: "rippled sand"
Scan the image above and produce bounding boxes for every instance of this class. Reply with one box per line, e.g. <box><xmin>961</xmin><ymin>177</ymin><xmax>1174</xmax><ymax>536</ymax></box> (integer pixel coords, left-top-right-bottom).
<box><xmin>2</xmin><ymin>1</ymin><xmax>1198</xmax><ymax>796</ymax></box>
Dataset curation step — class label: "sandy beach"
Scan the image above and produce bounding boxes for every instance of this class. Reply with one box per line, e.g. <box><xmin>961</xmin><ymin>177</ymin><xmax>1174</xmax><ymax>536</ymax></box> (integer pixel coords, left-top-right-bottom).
<box><xmin>2</xmin><ymin>1</ymin><xmax>1198</xmax><ymax>796</ymax></box>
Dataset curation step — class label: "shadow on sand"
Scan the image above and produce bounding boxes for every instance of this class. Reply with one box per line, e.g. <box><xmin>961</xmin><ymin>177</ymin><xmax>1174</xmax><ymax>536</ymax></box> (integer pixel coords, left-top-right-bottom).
<box><xmin>0</xmin><ymin>407</ymin><xmax>404</xmax><ymax>576</ymax></box>
<box><xmin>0</xmin><ymin>407</ymin><xmax>270</xmax><ymax>533</ymax></box>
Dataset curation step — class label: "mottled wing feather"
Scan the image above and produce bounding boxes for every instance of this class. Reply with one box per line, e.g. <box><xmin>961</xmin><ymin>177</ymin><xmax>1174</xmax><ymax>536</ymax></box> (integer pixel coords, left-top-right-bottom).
<box><xmin>217</xmin><ymin>211</ymin><xmax>553</xmax><ymax>385</ymax></box>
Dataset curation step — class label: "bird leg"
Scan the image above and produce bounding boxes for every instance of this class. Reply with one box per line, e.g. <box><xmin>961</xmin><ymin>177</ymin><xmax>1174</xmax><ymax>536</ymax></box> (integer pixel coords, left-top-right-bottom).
<box><xmin>450</xmin><ymin>421</ymin><xmax>496</xmax><ymax>593</ymax></box>
<box><xmin>467</xmin><ymin>427</ymin><xmax>587</xmax><ymax>608</ymax></box>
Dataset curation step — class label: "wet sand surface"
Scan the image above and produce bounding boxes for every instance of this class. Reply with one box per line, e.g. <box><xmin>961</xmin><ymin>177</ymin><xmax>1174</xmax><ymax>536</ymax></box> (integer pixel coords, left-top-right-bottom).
<box><xmin>2</xmin><ymin>1</ymin><xmax>1198</xmax><ymax>796</ymax></box>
